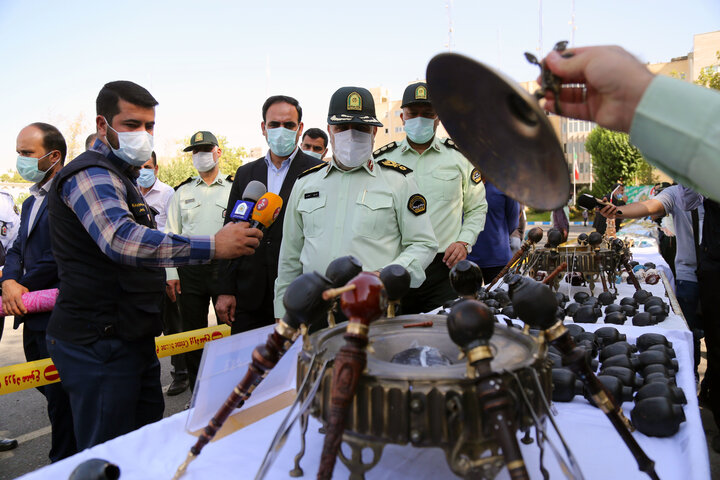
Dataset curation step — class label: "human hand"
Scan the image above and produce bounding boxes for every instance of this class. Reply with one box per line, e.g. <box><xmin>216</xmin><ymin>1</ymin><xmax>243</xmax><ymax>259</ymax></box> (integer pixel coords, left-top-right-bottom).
<box><xmin>598</xmin><ymin>203</ymin><xmax>620</xmax><ymax>219</ymax></box>
<box><xmin>166</xmin><ymin>280</ymin><xmax>181</xmax><ymax>302</ymax></box>
<box><xmin>215</xmin><ymin>295</ymin><xmax>237</xmax><ymax>326</ymax></box>
<box><xmin>540</xmin><ymin>46</ymin><xmax>654</xmax><ymax>133</ymax></box>
<box><xmin>1</xmin><ymin>280</ymin><xmax>29</xmax><ymax>316</ymax></box>
<box><xmin>213</xmin><ymin>222</ymin><xmax>263</xmax><ymax>259</ymax></box>
<box><xmin>443</xmin><ymin>242</ymin><xmax>468</xmax><ymax>268</ymax></box>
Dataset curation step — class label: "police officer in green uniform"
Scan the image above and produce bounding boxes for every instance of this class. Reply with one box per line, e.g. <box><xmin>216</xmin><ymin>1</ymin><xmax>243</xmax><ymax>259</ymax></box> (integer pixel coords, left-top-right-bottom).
<box><xmin>376</xmin><ymin>82</ymin><xmax>487</xmax><ymax>313</ymax></box>
<box><xmin>165</xmin><ymin>131</ymin><xmax>233</xmax><ymax>393</ymax></box>
<box><xmin>274</xmin><ymin>87</ymin><xmax>438</xmax><ymax>319</ymax></box>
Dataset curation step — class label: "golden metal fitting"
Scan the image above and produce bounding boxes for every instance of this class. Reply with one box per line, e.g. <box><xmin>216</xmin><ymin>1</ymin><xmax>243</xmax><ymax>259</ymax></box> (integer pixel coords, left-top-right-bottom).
<box><xmin>506</xmin><ymin>459</ymin><xmax>526</xmax><ymax>471</ymax></box>
<box><xmin>467</xmin><ymin>345</ymin><xmax>493</xmax><ymax>364</ymax></box>
<box><xmin>275</xmin><ymin>319</ymin><xmax>297</xmax><ymax>340</ymax></box>
<box><xmin>591</xmin><ymin>390</ymin><xmax>613</xmax><ymax>414</ymax></box>
<box><xmin>347</xmin><ymin>322</ymin><xmax>369</xmax><ymax>337</ymax></box>
<box><xmin>545</xmin><ymin>320</ymin><xmax>568</xmax><ymax>342</ymax></box>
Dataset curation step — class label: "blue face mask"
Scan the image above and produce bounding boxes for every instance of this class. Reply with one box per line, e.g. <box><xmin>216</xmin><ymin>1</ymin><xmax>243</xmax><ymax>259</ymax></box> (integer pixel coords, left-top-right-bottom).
<box><xmin>137</xmin><ymin>168</ymin><xmax>156</xmax><ymax>188</ymax></box>
<box><xmin>16</xmin><ymin>151</ymin><xmax>59</xmax><ymax>183</ymax></box>
<box><xmin>266</xmin><ymin>127</ymin><xmax>297</xmax><ymax>157</ymax></box>
<box><xmin>404</xmin><ymin>116</ymin><xmax>436</xmax><ymax>144</ymax></box>
<box><xmin>302</xmin><ymin>149</ymin><xmax>323</xmax><ymax>160</ymax></box>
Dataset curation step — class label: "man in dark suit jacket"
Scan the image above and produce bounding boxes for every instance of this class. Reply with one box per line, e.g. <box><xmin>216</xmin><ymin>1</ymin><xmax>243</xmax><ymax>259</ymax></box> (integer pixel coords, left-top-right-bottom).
<box><xmin>3</xmin><ymin>122</ymin><xmax>77</xmax><ymax>461</ymax></box>
<box><xmin>215</xmin><ymin>96</ymin><xmax>323</xmax><ymax>333</ymax></box>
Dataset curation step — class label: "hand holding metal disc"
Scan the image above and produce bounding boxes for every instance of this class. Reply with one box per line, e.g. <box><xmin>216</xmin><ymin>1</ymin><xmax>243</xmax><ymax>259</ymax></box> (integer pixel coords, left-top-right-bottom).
<box><xmin>426</xmin><ymin>53</ymin><xmax>570</xmax><ymax>210</ymax></box>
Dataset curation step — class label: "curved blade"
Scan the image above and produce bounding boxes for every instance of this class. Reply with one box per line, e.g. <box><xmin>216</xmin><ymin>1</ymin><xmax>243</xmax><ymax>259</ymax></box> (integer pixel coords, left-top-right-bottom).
<box><xmin>254</xmin><ymin>359</ymin><xmax>330</xmax><ymax>480</ymax></box>
<box><xmin>426</xmin><ymin>52</ymin><xmax>571</xmax><ymax>210</ymax></box>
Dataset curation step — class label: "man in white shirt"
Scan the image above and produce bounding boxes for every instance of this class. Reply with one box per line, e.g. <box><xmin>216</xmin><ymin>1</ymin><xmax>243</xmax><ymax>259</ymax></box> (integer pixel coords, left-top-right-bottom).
<box><xmin>138</xmin><ymin>152</ymin><xmax>174</xmax><ymax>231</ymax></box>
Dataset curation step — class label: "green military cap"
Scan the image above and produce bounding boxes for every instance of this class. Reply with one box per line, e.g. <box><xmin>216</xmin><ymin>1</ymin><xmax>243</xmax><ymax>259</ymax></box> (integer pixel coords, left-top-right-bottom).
<box><xmin>183</xmin><ymin>131</ymin><xmax>219</xmax><ymax>152</ymax></box>
<box><xmin>327</xmin><ymin>86</ymin><xmax>383</xmax><ymax>127</ymax></box>
<box><xmin>401</xmin><ymin>82</ymin><xmax>431</xmax><ymax>108</ymax></box>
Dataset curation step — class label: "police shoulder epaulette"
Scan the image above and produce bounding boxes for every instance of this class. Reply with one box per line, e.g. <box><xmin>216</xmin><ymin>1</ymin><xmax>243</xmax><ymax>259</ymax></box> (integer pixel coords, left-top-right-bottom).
<box><xmin>377</xmin><ymin>159</ymin><xmax>412</xmax><ymax>176</ymax></box>
<box><xmin>372</xmin><ymin>141</ymin><xmax>398</xmax><ymax>159</ymax></box>
<box><xmin>174</xmin><ymin>176</ymin><xmax>194</xmax><ymax>191</ymax></box>
<box><xmin>443</xmin><ymin>138</ymin><xmax>460</xmax><ymax>151</ymax></box>
<box><xmin>225</xmin><ymin>174</ymin><xmax>234</xmax><ymax>183</ymax></box>
<box><xmin>297</xmin><ymin>163</ymin><xmax>326</xmax><ymax>179</ymax></box>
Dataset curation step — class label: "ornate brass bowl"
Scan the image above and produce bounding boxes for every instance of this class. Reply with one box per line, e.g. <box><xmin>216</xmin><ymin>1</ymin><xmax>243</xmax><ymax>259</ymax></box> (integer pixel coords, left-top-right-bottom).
<box><xmin>295</xmin><ymin>315</ymin><xmax>551</xmax><ymax>479</ymax></box>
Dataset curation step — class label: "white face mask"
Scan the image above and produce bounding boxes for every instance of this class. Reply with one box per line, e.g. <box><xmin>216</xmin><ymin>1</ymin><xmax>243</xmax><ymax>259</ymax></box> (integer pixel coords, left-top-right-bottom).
<box><xmin>192</xmin><ymin>151</ymin><xmax>216</xmax><ymax>172</ymax></box>
<box><xmin>104</xmin><ymin>118</ymin><xmax>154</xmax><ymax>167</ymax></box>
<box><xmin>332</xmin><ymin>128</ymin><xmax>373</xmax><ymax>168</ymax></box>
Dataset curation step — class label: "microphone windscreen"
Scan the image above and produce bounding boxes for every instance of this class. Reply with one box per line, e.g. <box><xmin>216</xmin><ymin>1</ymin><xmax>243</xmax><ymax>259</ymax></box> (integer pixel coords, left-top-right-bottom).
<box><xmin>243</xmin><ymin>180</ymin><xmax>267</xmax><ymax>202</ymax></box>
<box><xmin>251</xmin><ymin>192</ymin><xmax>283</xmax><ymax>229</ymax></box>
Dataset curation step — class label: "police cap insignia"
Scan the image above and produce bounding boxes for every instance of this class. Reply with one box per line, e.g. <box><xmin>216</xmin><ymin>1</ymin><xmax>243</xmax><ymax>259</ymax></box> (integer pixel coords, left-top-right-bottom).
<box><xmin>415</xmin><ymin>85</ymin><xmax>427</xmax><ymax>100</ymax></box>
<box><xmin>471</xmin><ymin>168</ymin><xmax>482</xmax><ymax>184</ymax></box>
<box><xmin>378</xmin><ymin>158</ymin><xmax>412</xmax><ymax>175</ymax></box>
<box><xmin>195</xmin><ymin>132</ymin><xmax>203</xmax><ymax>142</ymax></box>
<box><xmin>347</xmin><ymin>92</ymin><xmax>362</xmax><ymax>111</ymax></box>
<box><xmin>407</xmin><ymin>194</ymin><xmax>427</xmax><ymax>216</ymax></box>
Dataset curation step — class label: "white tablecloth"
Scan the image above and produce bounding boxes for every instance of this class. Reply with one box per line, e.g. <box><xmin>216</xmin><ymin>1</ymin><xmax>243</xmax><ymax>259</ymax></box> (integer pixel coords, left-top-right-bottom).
<box><xmin>18</xmin><ymin>325</ymin><xmax>709</xmax><ymax>480</ymax></box>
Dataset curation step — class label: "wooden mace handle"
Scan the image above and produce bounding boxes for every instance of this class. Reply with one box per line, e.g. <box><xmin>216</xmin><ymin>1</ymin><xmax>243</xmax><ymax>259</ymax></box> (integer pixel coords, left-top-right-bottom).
<box><xmin>317</xmin><ymin>338</ymin><xmax>367</xmax><ymax>480</ymax></box>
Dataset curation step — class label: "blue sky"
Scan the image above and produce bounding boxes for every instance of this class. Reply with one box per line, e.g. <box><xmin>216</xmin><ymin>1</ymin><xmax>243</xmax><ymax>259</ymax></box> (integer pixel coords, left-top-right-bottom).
<box><xmin>0</xmin><ymin>0</ymin><xmax>718</xmax><ymax>172</ymax></box>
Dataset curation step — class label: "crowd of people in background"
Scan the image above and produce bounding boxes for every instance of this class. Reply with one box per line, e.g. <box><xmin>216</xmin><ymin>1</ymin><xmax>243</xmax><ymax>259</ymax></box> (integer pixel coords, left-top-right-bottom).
<box><xmin>1</xmin><ymin>42</ymin><xmax>719</xmax><ymax>470</ymax></box>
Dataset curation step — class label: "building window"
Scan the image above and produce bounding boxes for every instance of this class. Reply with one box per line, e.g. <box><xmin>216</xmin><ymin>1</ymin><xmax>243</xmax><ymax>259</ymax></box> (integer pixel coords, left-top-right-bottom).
<box><xmin>385</xmin><ymin>128</ymin><xmax>389</xmax><ymax>134</ymax></box>
<box><xmin>395</xmin><ymin>126</ymin><xmax>403</xmax><ymax>133</ymax></box>
<box><xmin>395</xmin><ymin>111</ymin><xmax>402</xmax><ymax>116</ymax></box>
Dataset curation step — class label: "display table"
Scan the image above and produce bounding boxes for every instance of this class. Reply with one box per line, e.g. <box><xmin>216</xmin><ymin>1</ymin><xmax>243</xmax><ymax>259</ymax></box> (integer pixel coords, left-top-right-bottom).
<box><xmin>18</xmin><ymin>323</ymin><xmax>709</xmax><ymax>480</ymax></box>
<box><xmin>18</xmin><ymin>246</ymin><xmax>710</xmax><ymax>479</ymax></box>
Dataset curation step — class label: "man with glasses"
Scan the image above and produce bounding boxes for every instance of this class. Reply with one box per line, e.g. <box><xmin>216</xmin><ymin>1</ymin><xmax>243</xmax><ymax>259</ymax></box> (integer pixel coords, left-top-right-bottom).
<box><xmin>273</xmin><ymin>86</ymin><xmax>438</xmax><ymax>321</ymax></box>
<box><xmin>215</xmin><ymin>96</ymin><xmax>322</xmax><ymax>333</ymax></box>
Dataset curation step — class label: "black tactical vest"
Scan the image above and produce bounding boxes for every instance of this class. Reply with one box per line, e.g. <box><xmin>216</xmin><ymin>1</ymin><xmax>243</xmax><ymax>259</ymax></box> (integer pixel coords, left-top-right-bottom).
<box><xmin>47</xmin><ymin>151</ymin><xmax>165</xmax><ymax>344</ymax></box>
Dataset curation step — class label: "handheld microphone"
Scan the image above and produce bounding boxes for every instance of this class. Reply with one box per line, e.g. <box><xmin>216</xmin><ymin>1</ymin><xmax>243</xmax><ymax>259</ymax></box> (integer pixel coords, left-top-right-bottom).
<box><xmin>250</xmin><ymin>192</ymin><xmax>283</xmax><ymax>231</ymax></box>
<box><xmin>577</xmin><ymin>193</ymin><xmax>623</xmax><ymax>215</ymax></box>
<box><xmin>229</xmin><ymin>180</ymin><xmax>267</xmax><ymax>222</ymax></box>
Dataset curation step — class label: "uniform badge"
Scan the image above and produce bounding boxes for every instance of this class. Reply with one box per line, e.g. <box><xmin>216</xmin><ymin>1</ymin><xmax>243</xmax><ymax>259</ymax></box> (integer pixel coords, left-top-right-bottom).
<box><xmin>13</xmin><ymin>205</ymin><xmax>19</xmax><ymax>215</ymax></box>
<box><xmin>1</xmin><ymin>222</ymin><xmax>6</xmax><ymax>236</ymax></box>
<box><xmin>407</xmin><ymin>194</ymin><xmax>427</xmax><ymax>216</ymax></box>
<box><xmin>304</xmin><ymin>191</ymin><xmax>319</xmax><ymax>199</ymax></box>
<box><xmin>367</xmin><ymin>159</ymin><xmax>374</xmax><ymax>172</ymax></box>
<box><xmin>221</xmin><ymin>208</ymin><xmax>227</xmax><ymax>219</ymax></box>
<box><xmin>347</xmin><ymin>92</ymin><xmax>362</xmax><ymax>111</ymax></box>
<box><xmin>194</xmin><ymin>132</ymin><xmax>204</xmax><ymax>142</ymax></box>
<box><xmin>471</xmin><ymin>168</ymin><xmax>482</xmax><ymax>184</ymax></box>
<box><xmin>415</xmin><ymin>85</ymin><xmax>428</xmax><ymax>100</ymax></box>
<box><xmin>378</xmin><ymin>159</ymin><xmax>412</xmax><ymax>175</ymax></box>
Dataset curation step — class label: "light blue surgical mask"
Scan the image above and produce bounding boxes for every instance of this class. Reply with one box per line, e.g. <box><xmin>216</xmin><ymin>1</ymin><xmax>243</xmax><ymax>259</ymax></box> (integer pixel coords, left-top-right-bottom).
<box><xmin>137</xmin><ymin>168</ymin><xmax>156</xmax><ymax>188</ymax></box>
<box><xmin>302</xmin><ymin>149</ymin><xmax>323</xmax><ymax>160</ymax></box>
<box><xmin>16</xmin><ymin>151</ymin><xmax>59</xmax><ymax>183</ymax></box>
<box><xmin>266</xmin><ymin>127</ymin><xmax>297</xmax><ymax>157</ymax></box>
<box><xmin>104</xmin><ymin>117</ymin><xmax>154</xmax><ymax>167</ymax></box>
<box><xmin>404</xmin><ymin>116</ymin><xmax>436</xmax><ymax>144</ymax></box>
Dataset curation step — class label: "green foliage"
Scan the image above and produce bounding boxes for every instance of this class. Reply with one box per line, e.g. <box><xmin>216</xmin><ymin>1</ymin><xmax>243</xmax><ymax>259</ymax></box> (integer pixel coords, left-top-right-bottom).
<box><xmin>695</xmin><ymin>51</ymin><xmax>720</xmax><ymax>91</ymax></box>
<box><xmin>585</xmin><ymin>127</ymin><xmax>644</xmax><ymax>197</ymax></box>
<box><xmin>15</xmin><ymin>192</ymin><xmax>30</xmax><ymax>206</ymax></box>
<box><xmin>0</xmin><ymin>170</ymin><xmax>30</xmax><ymax>183</ymax></box>
<box><xmin>157</xmin><ymin>135</ymin><xmax>248</xmax><ymax>188</ymax></box>
<box><xmin>635</xmin><ymin>158</ymin><xmax>658</xmax><ymax>185</ymax></box>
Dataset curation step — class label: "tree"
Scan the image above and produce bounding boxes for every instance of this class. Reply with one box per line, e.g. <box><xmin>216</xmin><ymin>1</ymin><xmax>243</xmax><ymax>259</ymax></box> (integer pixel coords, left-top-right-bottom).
<box><xmin>585</xmin><ymin>127</ymin><xmax>644</xmax><ymax>197</ymax></box>
<box><xmin>696</xmin><ymin>51</ymin><xmax>720</xmax><ymax>91</ymax></box>
<box><xmin>157</xmin><ymin>135</ymin><xmax>248</xmax><ymax>188</ymax></box>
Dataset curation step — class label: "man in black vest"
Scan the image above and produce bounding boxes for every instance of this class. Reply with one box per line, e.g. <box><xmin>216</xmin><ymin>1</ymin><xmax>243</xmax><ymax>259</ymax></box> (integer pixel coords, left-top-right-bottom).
<box><xmin>46</xmin><ymin>81</ymin><xmax>262</xmax><ymax>450</ymax></box>
<box><xmin>214</xmin><ymin>95</ymin><xmax>322</xmax><ymax>333</ymax></box>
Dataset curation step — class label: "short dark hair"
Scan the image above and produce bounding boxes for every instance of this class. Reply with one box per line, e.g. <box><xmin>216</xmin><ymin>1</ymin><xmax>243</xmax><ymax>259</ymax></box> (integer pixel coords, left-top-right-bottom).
<box><xmin>96</xmin><ymin>81</ymin><xmax>158</xmax><ymax>124</ymax></box>
<box><xmin>302</xmin><ymin>128</ymin><xmax>328</xmax><ymax>148</ymax></box>
<box><xmin>262</xmin><ymin>95</ymin><xmax>302</xmax><ymax>123</ymax></box>
<box><xmin>150</xmin><ymin>151</ymin><xmax>157</xmax><ymax>166</ymax></box>
<box><xmin>85</xmin><ymin>133</ymin><xmax>97</xmax><ymax>150</ymax></box>
<box><xmin>29</xmin><ymin>122</ymin><xmax>67</xmax><ymax>164</ymax></box>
